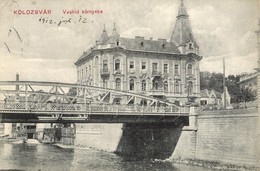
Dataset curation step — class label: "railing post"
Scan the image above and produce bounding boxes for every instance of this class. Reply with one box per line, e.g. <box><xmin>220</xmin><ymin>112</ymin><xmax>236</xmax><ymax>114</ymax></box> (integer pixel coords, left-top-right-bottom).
<box><xmin>55</xmin><ymin>85</ymin><xmax>58</xmax><ymax>109</ymax></box>
<box><xmin>25</xmin><ymin>84</ymin><xmax>28</xmax><ymax>110</ymax></box>
<box><xmin>89</xmin><ymin>103</ymin><xmax>91</xmax><ymax>114</ymax></box>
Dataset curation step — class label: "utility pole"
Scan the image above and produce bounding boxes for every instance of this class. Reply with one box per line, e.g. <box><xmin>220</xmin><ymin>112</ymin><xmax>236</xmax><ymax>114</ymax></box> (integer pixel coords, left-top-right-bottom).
<box><xmin>223</xmin><ymin>58</ymin><xmax>226</xmax><ymax>110</ymax></box>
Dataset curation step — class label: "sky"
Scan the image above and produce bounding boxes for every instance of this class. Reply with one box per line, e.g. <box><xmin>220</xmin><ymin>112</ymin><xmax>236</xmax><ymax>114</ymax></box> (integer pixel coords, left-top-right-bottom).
<box><xmin>0</xmin><ymin>0</ymin><xmax>259</xmax><ymax>83</ymax></box>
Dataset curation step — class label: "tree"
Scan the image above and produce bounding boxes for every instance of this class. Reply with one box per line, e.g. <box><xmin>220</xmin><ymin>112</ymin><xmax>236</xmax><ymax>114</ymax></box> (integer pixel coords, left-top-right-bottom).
<box><xmin>200</xmin><ymin>71</ymin><xmax>242</xmax><ymax>103</ymax></box>
<box><xmin>226</xmin><ymin>75</ymin><xmax>241</xmax><ymax>103</ymax></box>
<box><xmin>238</xmin><ymin>87</ymin><xmax>256</xmax><ymax>107</ymax></box>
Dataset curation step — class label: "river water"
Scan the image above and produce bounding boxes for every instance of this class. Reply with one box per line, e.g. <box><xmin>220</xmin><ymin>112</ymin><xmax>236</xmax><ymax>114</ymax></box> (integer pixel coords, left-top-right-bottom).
<box><xmin>0</xmin><ymin>142</ymin><xmax>216</xmax><ymax>171</ymax></box>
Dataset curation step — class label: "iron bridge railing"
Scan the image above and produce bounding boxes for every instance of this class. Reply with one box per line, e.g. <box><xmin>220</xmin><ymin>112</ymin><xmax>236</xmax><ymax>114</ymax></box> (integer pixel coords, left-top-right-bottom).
<box><xmin>0</xmin><ymin>101</ymin><xmax>189</xmax><ymax>115</ymax></box>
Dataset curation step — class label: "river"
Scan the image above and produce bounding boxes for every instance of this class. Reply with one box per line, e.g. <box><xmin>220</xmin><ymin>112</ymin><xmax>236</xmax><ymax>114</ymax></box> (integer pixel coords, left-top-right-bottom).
<box><xmin>0</xmin><ymin>142</ymin><xmax>217</xmax><ymax>171</ymax></box>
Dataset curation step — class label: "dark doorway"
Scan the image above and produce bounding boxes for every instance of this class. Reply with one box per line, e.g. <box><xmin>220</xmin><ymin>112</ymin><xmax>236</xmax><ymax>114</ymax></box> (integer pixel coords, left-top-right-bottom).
<box><xmin>27</xmin><ymin>133</ymin><xmax>34</xmax><ymax>139</ymax></box>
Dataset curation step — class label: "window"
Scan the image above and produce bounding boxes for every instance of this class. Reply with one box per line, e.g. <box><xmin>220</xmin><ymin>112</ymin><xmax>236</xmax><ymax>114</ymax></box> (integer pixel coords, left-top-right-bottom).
<box><xmin>85</xmin><ymin>67</ymin><xmax>88</xmax><ymax>75</ymax></box>
<box><xmin>162</xmin><ymin>44</ymin><xmax>165</xmax><ymax>48</ymax></box>
<box><xmin>129</xmin><ymin>61</ymin><xmax>134</xmax><ymax>69</ymax></box>
<box><xmin>129</xmin><ymin>79</ymin><xmax>134</xmax><ymax>90</ymax></box>
<box><xmin>115</xmin><ymin>59</ymin><xmax>120</xmax><ymax>70</ymax></box>
<box><xmin>174</xmin><ymin>64</ymin><xmax>179</xmax><ymax>75</ymax></box>
<box><xmin>141</xmin><ymin>80</ymin><xmax>146</xmax><ymax>91</ymax></box>
<box><xmin>115</xmin><ymin>78</ymin><xmax>121</xmax><ymax>90</ymax></box>
<box><xmin>188</xmin><ymin>64</ymin><xmax>192</xmax><ymax>75</ymax></box>
<box><xmin>152</xmin><ymin>63</ymin><xmax>158</xmax><ymax>73</ymax></box>
<box><xmin>164</xmin><ymin>81</ymin><xmax>168</xmax><ymax>92</ymax></box>
<box><xmin>140</xmin><ymin>42</ymin><xmax>144</xmax><ymax>46</ymax></box>
<box><xmin>164</xmin><ymin>64</ymin><xmax>168</xmax><ymax>74</ymax></box>
<box><xmin>103</xmin><ymin>60</ymin><xmax>108</xmax><ymax>72</ymax></box>
<box><xmin>89</xmin><ymin>65</ymin><xmax>91</xmax><ymax>73</ymax></box>
<box><xmin>174</xmin><ymin>81</ymin><xmax>180</xmax><ymax>93</ymax></box>
<box><xmin>141</xmin><ymin>62</ymin><xmax>146</xmax><ymax>70</ymax></box>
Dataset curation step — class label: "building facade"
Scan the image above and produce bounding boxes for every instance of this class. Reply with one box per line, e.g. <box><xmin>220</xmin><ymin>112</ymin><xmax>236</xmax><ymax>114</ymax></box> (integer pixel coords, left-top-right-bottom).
<box><xmin>75</xmin><ymin>1</ymin><xmax>202</xmax><ymax>105</ymax></box>
<box><xmin>239</xmin><ymin>72</ymin><xmax>258</xmax><ymax>92</ymax></box>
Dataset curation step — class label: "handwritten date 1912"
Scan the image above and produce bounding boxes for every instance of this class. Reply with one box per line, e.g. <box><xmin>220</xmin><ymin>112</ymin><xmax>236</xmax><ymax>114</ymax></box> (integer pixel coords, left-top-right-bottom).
<box><xmin>38</xmin><ymin>16</ymin><xmax>93</xmax><ymax>26</ymax></box>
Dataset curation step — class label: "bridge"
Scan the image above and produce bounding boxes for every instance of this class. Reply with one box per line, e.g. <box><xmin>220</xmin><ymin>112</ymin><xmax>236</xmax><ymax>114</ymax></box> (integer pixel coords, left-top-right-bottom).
<box><xmin>0</xmin><ymin>81</ymin><xmax>190</xmax><ymax>123</ymax></box>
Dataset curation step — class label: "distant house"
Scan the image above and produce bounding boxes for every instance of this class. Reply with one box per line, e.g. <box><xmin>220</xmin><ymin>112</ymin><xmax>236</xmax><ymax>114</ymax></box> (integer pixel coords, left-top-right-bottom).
<box><xmin>200</xmin><ymin>87</ymin><xmax>231</xmax><ymax>108</ymax></box>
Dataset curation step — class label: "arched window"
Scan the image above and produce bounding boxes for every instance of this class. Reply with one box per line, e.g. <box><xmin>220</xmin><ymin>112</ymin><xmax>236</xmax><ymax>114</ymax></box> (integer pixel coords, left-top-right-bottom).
<box><xmin>188</xmin><ymin>64</ymin><xmax>193</xmax><ymax>75</ymax></box>
<box><xmin>141</xmin><ymin>80</ymin><xmax>146</xmax><ymax>91</ymax></box>
<box><xmin>174</xmin><ymin>81</ymin><xmax>180</xmax><ymax>93</ymax></box>
<box><xmin>164</xmin><ymin>81</ymin><xmax>168</xmax><ymax>92</ymax></box>
<box><xmin>115</xmin><ymin>59</ymin><xmax>120</xmax><ymax>70</ymax></box>
<box><xmin>129</xmin><ymin>79</ymin><xmax>134</xmax><ymax>91</ymax></box>
<box><xmin>188</xmin><ymin>81</ymin><xmax>193</xmax><ymax>95</ymax></box>
<box><xmin>152</xmin><ymin>80</ymin><xmax>159</xmax><ymax>90</ymax></box>
<box><xmin>189</xmin><ymin>43</ymin><xmax>193</xmax><ymax>50</ymax></box>
<box><xmin>115</xmin><ymin>78</ymin><xmax>121</xmax><ymax>90</ymax></box>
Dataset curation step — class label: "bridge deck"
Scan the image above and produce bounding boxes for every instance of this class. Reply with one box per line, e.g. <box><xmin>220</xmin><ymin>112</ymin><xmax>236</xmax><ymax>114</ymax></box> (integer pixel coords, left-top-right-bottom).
<box><xmin>0</xmin><ymin>80</ymin><xmax>190</xmax><ymax>123</ymax></box>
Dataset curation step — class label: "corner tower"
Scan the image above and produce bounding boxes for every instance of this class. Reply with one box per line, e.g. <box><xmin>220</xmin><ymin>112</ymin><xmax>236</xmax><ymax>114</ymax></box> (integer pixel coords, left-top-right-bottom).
<box><xmin>170</xmin><ymin>0</ymin><xmax>199</xmax><ymax>55</ymax></box>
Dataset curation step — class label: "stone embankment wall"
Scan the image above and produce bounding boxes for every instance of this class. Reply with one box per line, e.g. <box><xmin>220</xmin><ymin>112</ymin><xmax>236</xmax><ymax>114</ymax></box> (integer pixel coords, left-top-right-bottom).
<box><xmin>172</xmin><ymin>107</ymin><xmax>259</xmax><ymax>167</ymax></box>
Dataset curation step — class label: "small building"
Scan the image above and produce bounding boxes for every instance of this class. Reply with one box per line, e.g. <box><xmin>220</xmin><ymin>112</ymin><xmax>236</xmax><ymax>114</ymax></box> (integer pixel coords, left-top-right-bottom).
<box><xmin>200</xmin><ymin>88</ymin><xmax>231</xmax><ymax>108</ymax></box>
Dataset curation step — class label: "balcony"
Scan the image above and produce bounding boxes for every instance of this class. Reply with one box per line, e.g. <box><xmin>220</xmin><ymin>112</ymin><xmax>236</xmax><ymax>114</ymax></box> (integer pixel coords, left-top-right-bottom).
<box><xmin>100</xmin><ymin>69</ymin><xmax>110</xmax><ymax>77</ymax></box>
<box><xmin>114</xmin><ymin>70</ymin><xmax>122</xmax><ymax>75</ymax></box>
<box><xmin>186</xmin><ymin>73</ymin><xmax>195</xmax><ymax>79</ymax></box>
<box><xmin>129</xmin><ymin>69</ymin><xmax>135</xmax><ymax>74</ymax></box>
<box><xmin>151</xmin><ymin>71</ymin><xmax>162</xmax><ymax>77</ymax></box>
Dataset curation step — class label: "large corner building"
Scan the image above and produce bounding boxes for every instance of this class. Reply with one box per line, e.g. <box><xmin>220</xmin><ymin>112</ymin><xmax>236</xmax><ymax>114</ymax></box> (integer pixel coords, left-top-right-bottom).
<box><xmin>75</xmin><ymin>1</ymin><xmax>202</xmax><ymax>105</ymax></box>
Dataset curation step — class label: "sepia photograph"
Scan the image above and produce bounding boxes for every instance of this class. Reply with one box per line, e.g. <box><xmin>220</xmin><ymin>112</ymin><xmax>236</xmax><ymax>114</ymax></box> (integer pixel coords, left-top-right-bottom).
<box><xmin>0</xmin><ymin>0</ymin><xmax>259</xmax><ymax>170</ymax></box>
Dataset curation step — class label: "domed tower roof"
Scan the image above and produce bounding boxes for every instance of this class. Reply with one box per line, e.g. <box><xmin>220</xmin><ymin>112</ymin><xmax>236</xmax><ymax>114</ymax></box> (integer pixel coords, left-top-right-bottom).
<box><xmin>109</xmin><ymin>23</ymin><xmax>120</xmax><ymax>44</ymax></box>
<box><xmin>170</xmin><ymin>0</ymin><xmax>198</xmax><ymax>49</ymax></box>
<box><xmin>98</xmin><ymin>24</ymin><xmax>109</xmax><ymax>45</ymax></box>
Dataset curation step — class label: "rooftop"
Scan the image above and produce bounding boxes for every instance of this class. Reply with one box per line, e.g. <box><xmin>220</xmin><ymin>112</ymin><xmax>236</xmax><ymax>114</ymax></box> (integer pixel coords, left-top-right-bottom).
<box><xmin>75</xmin><ymin>36</ymin><xmax>181</xmax><ymax>64</ymax></box>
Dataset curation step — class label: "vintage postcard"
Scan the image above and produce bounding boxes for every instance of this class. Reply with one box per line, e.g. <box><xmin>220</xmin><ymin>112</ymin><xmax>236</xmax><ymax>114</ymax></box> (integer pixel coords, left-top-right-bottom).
<box><xmin>0</xmin><ymin>0</ymin><xmax>259</xmax><ymax>170</ymax></box>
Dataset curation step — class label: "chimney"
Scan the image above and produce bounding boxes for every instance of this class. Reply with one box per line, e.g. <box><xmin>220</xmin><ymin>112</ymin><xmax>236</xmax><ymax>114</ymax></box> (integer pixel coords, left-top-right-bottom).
<box><xmin>135</xmin><ymin>36</ymin><xmax>144</xmax><ymax>40</ymax></box>
<box><xmin>16</xmin><ymin>73</ymin><xmax>19</xmax><ymax>91</ymax></box>
<box><xmin>158</xmin><ymin>38</ymin><xmax>166</xmax><ymax>42</ymax></box>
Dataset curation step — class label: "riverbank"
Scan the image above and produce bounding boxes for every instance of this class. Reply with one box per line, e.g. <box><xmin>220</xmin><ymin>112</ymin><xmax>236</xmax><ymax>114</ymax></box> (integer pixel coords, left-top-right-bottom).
<box><xmin>169</xmin><ymin>158</ymin><xmax>259</xmax><ymax>171</ymax></box>
<box><xmin>0</xmin><ymin>137</ymin><xmax>24</xmax><ymax>143</ymax></box>
<box><xmin>54</xmin><ymin>143</ymin><xmax>258</xmax><ymax>171</ymax></box>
